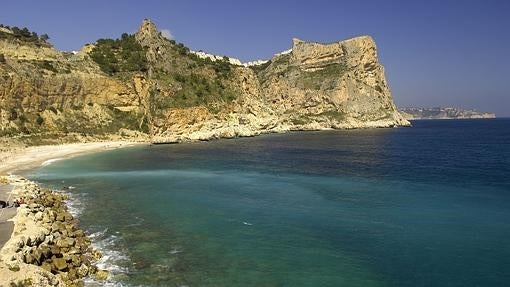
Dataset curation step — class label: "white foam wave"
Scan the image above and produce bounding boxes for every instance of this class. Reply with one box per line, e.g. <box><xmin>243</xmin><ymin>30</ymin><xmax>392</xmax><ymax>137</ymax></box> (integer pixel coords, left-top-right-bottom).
<box><xmin>41</xmin><ymin>158</ymin><xmax>64</xmax><ymax>166</ymax></box>
<box><xmin>34</xmin><ymin>182</ymin><xmax>131</xmax><ymax>286</ymax></box>
<box><xmin>85</xmin><ymin>229</ymin><xmax>131</xmax><ymax>286</ymax></box>
<box><xmin>59</xmin><ymin>197</ymin><xmax>131</xmax><ymax>286</ymax></box>
<box><xmin>59</xmin><ymin>190</ymin><xmax>85</xmax><ymax>217</ymax></box>
<box><xmin>88</xmin><ymin>228</ymin><xmax>109</xmax><ymax>240</ymax></box>
<box><xmin>84</xmin><ymin>277</ymin><xmax>128</xmax><ymax>287</ymax></box>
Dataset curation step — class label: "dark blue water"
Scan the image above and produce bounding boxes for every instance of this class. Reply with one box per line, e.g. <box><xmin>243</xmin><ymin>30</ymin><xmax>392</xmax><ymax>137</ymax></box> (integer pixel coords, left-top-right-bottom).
<box><xmin>28</xmin><ymin>119</ymin><xmax>510</xmax><ymax>286</ymax></box>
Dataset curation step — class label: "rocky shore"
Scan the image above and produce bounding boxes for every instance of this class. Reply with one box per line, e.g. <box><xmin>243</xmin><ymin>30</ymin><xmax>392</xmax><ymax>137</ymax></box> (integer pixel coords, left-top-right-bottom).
<box><xmin>0</xmin><ymin>175</ymin><xmax>107</xmax><ymax>286</ymax></box>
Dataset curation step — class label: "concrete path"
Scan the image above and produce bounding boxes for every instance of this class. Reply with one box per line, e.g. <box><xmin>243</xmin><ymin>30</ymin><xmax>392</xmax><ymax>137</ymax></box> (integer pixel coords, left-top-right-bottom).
<box><xmin>0</xmin><ymin>184</ymin><xmax>15</xmax><ymax>250</ymax></box>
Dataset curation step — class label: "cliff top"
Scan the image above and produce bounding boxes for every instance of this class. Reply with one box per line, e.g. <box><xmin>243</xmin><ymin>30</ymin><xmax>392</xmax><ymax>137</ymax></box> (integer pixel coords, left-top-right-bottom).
<box><xmin>131</xmin><ymin>19</ymin><xmax>377</xmax><ymax>67</ymax></box>
<box><xmin>135</xmin><ymin>19</ymin><xmax>160</xmax><ymax>43</ymax></box>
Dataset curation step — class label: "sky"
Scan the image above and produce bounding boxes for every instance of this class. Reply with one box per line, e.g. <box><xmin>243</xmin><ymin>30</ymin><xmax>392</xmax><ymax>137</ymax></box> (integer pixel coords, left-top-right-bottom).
<box><xmin>1</xmin><ymin>0</ymin><xmax>509</xmax><ymax>116</ymax></box>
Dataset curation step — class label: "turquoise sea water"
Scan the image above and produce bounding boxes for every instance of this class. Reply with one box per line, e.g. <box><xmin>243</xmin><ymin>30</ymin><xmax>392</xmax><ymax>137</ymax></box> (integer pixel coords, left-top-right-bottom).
<box><xmin>27</xmin><ymin>119</ymin><xmax>510</xmax><ymax>286</ymax></box>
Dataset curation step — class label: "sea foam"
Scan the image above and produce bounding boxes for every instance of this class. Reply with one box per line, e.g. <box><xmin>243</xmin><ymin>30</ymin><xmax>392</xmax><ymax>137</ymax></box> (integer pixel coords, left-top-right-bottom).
<box><xmin>60</xmin><ymin>187</ymin><xmax>132</xmax><ymax>286</ymax></box>
<box><xmin>41</xmin><ymin>158</ymin><xmax>64</xmax><ymax>166</ymax></box>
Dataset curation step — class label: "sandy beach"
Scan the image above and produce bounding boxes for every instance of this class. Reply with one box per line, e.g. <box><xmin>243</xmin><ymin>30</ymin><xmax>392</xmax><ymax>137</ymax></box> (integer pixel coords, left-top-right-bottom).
<box><xmin>0</xmin><ymin>141</ymin><xmax>142</xmax><ymax>175</ymax></box>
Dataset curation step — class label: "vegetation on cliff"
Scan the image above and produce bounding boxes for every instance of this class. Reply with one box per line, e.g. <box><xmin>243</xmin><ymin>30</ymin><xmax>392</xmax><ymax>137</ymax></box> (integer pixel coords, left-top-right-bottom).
<box><xmin>89</xmin><ymin>33</ymin><xmax>148</xmax><ymax>75</ymax></box>
<box><xmin>154</xmin><ymin>69</ymin><xmax>237</xmax><ymax>109</ymax></box>
<box><xmin>89</xmin><ymin>27</ymin><xmax>238</xmax><ymax>110</ymax></box>
<box><xmin>0</xmin><ymin>24</ymin><xmax>50</xmax><ymax>47</ymax></box>
<box><xmin>138</xmin><ymin>30</ymin><xmax>239</xmax><ymax>110</ymax></box>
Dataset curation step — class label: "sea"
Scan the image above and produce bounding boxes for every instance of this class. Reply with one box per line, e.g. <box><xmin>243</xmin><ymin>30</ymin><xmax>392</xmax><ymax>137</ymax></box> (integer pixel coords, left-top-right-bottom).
<box><xmin>25</xmin><ymin>119</ymin><xmax>510</xmax><ymax>287</ymax></box>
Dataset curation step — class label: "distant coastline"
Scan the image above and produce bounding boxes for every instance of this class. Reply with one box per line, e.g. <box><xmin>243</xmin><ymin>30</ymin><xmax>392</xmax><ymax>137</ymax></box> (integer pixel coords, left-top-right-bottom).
<box><xmin>399</xmin><ymin>107</ymin><xmax>496</xmax><ymax>120</ymax></box>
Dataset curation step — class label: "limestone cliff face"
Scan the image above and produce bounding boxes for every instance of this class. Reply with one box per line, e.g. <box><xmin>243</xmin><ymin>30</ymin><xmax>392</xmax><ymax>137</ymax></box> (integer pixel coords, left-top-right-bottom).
<box><xmin>0</xmin><ymin>28</ymin><xmax>147</xmax><ymax>139</ymax></box>
<box><xmin>0</xmin><ymin>20</ymin><xmax>408</xmax><ymax>144</ymax></box>
<box><xmin>259</xmin><ymin>37</ymin><xmax>408</xmax><ymax>129</ymax></box>
<box><xmin>151</xmin><ymin>33</ymin><xmax>409</xmax><ymax>142</ymax></box>
<box><xmin>0</xmin><ymin>60</ymin><xmax>144</xmax><ymax>137</ymax></box>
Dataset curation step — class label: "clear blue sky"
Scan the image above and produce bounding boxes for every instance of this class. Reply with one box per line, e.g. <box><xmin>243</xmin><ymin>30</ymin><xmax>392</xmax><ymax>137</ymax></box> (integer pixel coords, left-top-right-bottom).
<box><xmin>1</xmin><ymin>0</ymin><xmax>509</xmax><ymax>116</ymax></box>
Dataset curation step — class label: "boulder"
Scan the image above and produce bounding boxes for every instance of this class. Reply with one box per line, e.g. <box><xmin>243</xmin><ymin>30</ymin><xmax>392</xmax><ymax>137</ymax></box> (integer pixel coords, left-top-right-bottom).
<box><xmin>52</xmin><ymin>257</ymin><xmax>68</xmax><ymax>271</ymax></box>
<box><xmin>77</xmin><ymin>264</ymin><xmax>89</xmax><ymax>277</ymax></box>
<box><xmin>41</xmin><ymin>261</ymin><xmax>52</xmax><ymax>273</ymax></box>
<box><xmin>69</xmin><ymin>254</ymin><xmax>82</xmax><ymax>267</ymax></box>
<box><xmin>56</xmin><ymin>212</ymin><xmax>65</xmax><ymax>222</ymax></box>
<box><xmin>91</xmin><ymin>250</ymin><xmax>102</xmax><ymax>260</ymax></box>
<box><xmin>73</xmin><ymin>230</ymin><xmax>85</xmax><ymax>238</ymax></box>
<box><xmin>32</xmin><ymin>248</ymin><xmax>43</xmax><ymax>264</ymax></box>
<box><xmin>64</xmin><ymin>212</ymin><xmax>74</xmax><ymax>222</ymax></box>
<box><xmin>50</xmin><ymin>246</ymin><xmax>62</xmax><ymax>257</ymax></box>
<box><xmin>68</xmin><ymin>267</ymin><xmax>79</xmax><ymax>281</ymax></box>
<box><xmin>24</xmin><ymin>252</ymin><xmax>35</xmax><ymax>264</ymax></box>
<box><xmin>94</xmin><ymin>269</ymin><xmax>109</xmax><ymax>281</ymax></box>
<box><xmin>51</xmin><ymin>221</ymin><xmax>65</xmax><ymax>233</ymax></box>
<box><xmin>39</xmin><ymin>244</ymin><xmax>52</xmax><ymax>258</ymax></box>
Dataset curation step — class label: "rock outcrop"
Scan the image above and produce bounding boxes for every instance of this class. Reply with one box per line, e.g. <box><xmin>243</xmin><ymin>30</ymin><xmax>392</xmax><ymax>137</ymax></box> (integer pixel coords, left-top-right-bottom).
<box><xmin>0</xmin><ymin>19</ymin><xmax>409</xmax><ymax>145</ymax></box>
<box><xmin>258</xmin><ymin>36</ymin><xmax>408</xmax><ymax>129</ymax></box>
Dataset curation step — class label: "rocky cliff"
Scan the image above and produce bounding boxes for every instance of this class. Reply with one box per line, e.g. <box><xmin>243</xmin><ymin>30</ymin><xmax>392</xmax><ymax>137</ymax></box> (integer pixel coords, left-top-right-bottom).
<box><xmin>258</xmin><ymin>37</ymin><xmax>408</xmax><ymax>130</ymax></box>
<box><xmin>0</xmin><ymin>19</ymin><xmax>409</xmax><ymax>145</ymax></box>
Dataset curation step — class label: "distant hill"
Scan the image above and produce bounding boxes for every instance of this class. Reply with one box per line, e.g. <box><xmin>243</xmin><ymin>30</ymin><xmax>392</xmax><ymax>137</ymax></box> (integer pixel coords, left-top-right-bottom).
<box><xmin>399</xmin><ymin>107</ymin><xmax>496</xmax><ymax>120</ymax></box>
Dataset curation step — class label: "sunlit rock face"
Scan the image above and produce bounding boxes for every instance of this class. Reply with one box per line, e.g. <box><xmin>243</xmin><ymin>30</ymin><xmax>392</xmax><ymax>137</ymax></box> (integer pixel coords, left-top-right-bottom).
<box><xmin>0</xmin><ymin>19</ymin><xmax>408</xmax><ymax>143</ymax></box>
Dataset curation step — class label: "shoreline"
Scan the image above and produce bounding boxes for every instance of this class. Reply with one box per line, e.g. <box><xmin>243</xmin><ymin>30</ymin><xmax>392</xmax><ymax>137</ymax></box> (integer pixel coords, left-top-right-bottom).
<box><xmin>0</xmin><ymin>141</ymin><xmax>144</xmax><ymax>286</ymax></box>
<box><xmin>0</xmin><ymin>141</ymin><xmax>143</xmax><ymax>175</ymax></box>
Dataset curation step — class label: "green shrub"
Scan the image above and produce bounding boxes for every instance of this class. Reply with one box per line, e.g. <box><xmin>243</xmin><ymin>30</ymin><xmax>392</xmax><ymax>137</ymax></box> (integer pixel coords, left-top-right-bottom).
<box><xmin>90</xmin><ymin>34</ymin><xmax>148</xmax><ymax>75</ymax></box>
<box><xmin>299</xmin><ymin>63</ymin><xmax>348</xmax><ymax>90</ymax></box>
<box><xmin>0</xmin><ymin>24</ymin><xmax>51</xmax><ymax>47</ymax></box>
<box><xmin>154</xmin><ymin>72</ymin><xmax>237</xmax><ymax>109</ymax></box>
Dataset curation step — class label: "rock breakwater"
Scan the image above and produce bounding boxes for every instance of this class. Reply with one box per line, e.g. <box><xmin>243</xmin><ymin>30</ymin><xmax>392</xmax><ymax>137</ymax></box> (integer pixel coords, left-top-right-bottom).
<box><xmin>0</xmin><ymin>175</ymin><xmax>107</xmax><ymax>286</ymax></box>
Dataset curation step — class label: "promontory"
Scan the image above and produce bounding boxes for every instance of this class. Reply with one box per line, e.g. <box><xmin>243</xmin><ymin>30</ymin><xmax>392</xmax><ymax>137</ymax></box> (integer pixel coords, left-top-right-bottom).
<box><xmin>0</xmin><ymin>19</ymin><xmax>409</xmax><ymax>146</ymax></box>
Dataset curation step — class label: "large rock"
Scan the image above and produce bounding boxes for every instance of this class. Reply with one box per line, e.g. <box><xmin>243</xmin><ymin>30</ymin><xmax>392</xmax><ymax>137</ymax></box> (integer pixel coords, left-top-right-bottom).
<box><xmin>94</xmin><ymin>269</ymin><xmax>109</xmax><ymax>281</ymax></box>
<box><xmin>52</xmin><ymin>257</ymin><xmax>68</xmax><ymax>271</ymax></box>
<box><xmin>77</xmin><ymin>264</ymin><xmax>89</xmax><ymax>277</ymax></box>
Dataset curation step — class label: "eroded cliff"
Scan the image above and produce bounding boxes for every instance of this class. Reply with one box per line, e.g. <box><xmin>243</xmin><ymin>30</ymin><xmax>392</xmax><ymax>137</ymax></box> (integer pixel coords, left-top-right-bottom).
<box><xmin>0</xmin><ymin>19</ymin><xmax>409</xmax><ymax>145</ymax></box>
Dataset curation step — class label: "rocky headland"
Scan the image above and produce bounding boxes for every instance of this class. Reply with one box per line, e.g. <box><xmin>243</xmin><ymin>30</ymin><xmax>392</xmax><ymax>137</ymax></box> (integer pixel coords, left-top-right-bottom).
<box><xmin>0</xmin><ymin>19</ymin><xmax>408</xmax><ymax>147</ymax></box>
<box><xmin>399</xmin><ymin>107</ymin><xmax>496</xmax><ymax>120</ymax></box>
